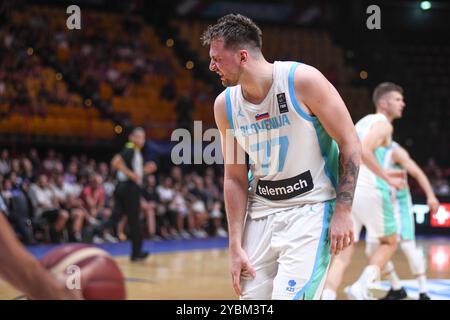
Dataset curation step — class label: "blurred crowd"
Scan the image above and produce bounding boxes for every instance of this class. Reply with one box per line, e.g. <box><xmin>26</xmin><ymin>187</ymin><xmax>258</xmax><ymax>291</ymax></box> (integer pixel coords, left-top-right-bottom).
<box><xmin>0</xmin><ymin>34</ymin><xmax>82</xmax><ymax>116</ymax></box>
<box><xmin>0</xmin><ymin>4</ymin><xmax>217</xmax><ymax>143</ymax></box>
<box><xmin>1</xmin><ymin>145</ymin><xmax>448</xmax><ymax>247</ymax></box>
<box><xmin>421</xmin><ymin>157</ymin><xmax>450</xmax><ymax>197</ymax></box>
<box><xmin>0</xmin><ymin>148</ymin><xmax>228</xmax><ymax>246</ymax></box>
<box><xmin>0</xmin><ymin>8</ymin><xmax>172</xmax><ymax>113</ymax></box>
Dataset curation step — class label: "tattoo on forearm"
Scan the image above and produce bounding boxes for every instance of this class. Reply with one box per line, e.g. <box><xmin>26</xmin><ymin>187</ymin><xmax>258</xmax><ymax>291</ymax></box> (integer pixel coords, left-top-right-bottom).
<box><xmin>337</xmin><ymin>151</ymin><xmax>360</xmax><ymax>207</ymax></box>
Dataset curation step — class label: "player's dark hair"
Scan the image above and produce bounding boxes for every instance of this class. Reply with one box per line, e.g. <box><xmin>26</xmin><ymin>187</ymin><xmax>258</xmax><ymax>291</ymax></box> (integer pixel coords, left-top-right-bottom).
<box><xmin>372</xmin><ymin>82</ymin><xmax>404</xmax><ymax>106</ymax></box>
<box><xmin>201</xmin><ymin>14</ymin><xmax>262</xmax><ymax>51</ymax></box>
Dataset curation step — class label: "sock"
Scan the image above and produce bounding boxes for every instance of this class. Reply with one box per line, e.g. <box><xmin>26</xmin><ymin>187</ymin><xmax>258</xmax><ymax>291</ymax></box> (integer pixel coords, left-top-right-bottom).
<box><xmin>384</xmin><ymin>261</ymin><xmax>402</xmax><ymax>290</ymax></box>
<box><xmin>358</xmin><ymin>265</ymin><xmax>380</xmax><ymax>286</ymax></box>
<box><xmin>321</xmin><ymin>288</ymin><xmax>337</xmax><ymax>300</ymax></box>
<box><xmin>401</xmin><ymin>240</ymin><xmax>426</xmax><ymax>275</ymax></box>
<box><xmin>417</xmin><ymin>274</ymin><xmax>427</xmax><ymax>293</ymax></box>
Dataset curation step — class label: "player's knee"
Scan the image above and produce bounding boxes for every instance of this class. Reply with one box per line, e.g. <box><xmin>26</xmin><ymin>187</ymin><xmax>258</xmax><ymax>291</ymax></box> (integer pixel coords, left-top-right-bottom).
<box><xmin>365</xmin><ymin>241</ymin><xmax>379</xmax><ymax>258</ymax></box>
<box><xmin>379</xmin><ymin>234</ymin><xmax>397</xmax><ymax>247</ymax></box>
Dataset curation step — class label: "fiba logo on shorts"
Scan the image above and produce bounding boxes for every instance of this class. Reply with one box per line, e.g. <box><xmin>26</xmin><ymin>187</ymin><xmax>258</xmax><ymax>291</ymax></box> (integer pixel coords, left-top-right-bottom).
<box><xmin>65</xmin><ymin>265</ymin><xmax>81</xmax><ymax>290</ymax></box>
<box><xmin>286</xmin><ymin>279</ymin><xmax>296</xmax><ymax>292</ymax></box>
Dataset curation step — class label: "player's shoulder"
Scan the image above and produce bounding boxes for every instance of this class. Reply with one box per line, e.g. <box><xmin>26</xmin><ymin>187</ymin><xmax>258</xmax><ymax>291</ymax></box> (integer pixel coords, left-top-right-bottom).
<box><xmin>213</xmin><ymin>90</ymin><xmax>226</xmax><ymax>107</ymax></box>
<box><xmin>213</xmin><ymin>90</ymin><xmax>227</xmax><ymax>116</ymax></box>
<box><xmin>290</xmin><ymin>63</ymin><xmax>327</xmax><ymax>93</ymax></box>
<box><xmin>364</xmin><ymin>113</ymin><xmax>392</xmax><ymax>128</ymax></box>
<box><xmin>371</xmin><ymin>118</ymin><xmax>393</xmax><ymax>134</ymax></box>
<box><xmin>392</xmin><ymin>143</ymin><xmax>409</xmax><ymax>158</ymax></box>
<box><xmin>213</xmin><ymin>90</ymin><xmax>230</xmax><ymax>129</ymax></box>
<box><xmin>291</xmin><ymin>62</ymin><xmax>322</xmax><ymax>79</ymax></box>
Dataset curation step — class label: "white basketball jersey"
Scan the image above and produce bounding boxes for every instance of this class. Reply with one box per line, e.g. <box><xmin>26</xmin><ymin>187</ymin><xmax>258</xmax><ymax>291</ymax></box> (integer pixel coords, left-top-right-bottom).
<box><xmin>225</xmin><ymin>61</ymin><xmax>338</xmax><ymax>219</ymax></box>
<box><xmin>355</xmin><ymin>113</ymin><xmax>391</xmax><ymax>190</ymax></box>
<box><xmin>383</xmin><ymin>141</ymin><xmax>398</xmax><ymax>169</ymax></box>
<box><xmin>384</xmin><ymin>141</ymin><xmax>412</xmax><ymax>200</ymax></box>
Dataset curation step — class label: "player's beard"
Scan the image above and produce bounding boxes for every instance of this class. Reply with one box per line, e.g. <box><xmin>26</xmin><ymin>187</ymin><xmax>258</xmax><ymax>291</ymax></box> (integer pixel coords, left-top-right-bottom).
<box><xmin>393</xmin><ymin>107</ymin><xmax>403</xmax><ymax>119</ymax></box>
<box><xmin>221</xmin><ymin>73</ymin><xmax>240</xmax><ymax>87</ymax></box>
<box><xmin>221</xmin><ymin>77</ymin><xmax>237</xmax><ymax>87</ymax></box>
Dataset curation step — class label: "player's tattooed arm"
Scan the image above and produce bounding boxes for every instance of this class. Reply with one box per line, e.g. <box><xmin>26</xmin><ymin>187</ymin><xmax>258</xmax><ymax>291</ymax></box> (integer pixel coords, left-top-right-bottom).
<box><xmin>336</xmin><ymin>150</ymin><xmax>360</xmax><ymax>208</ymax></box>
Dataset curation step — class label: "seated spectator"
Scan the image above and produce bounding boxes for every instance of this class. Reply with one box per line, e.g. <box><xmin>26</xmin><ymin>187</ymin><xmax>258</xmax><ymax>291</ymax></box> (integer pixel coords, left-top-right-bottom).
<box><xmin>156</xmin><ymin>176</ymin><xmax>179</xmax><ymax>239</ymax></box>
<box><xmin>0</xmin><ymin>149</ymin><xmax>10</xmax><ymax>176</ymax></box>
<box><xmin>170</xmin><ymin>183</ymin><xmax>195</xmax><ymax>239</ymax></box>
<box><xmin>187</xmin><ymin>176</ymin><xmax>210</xmax><ymax>238</ymax></box>
<box><xmin>1</xmin><ymin>177</ymin><xmax>34</xmax><ymax>244</ymax></box>
<box><xmin>29</xmin><ymin>174</ymin><xmax>69</xmax><ymax>243</ymax></box>
<box><xmin>80</xmin><ymin>173</ymin><xmax>117</xmax><ymax>243</ymax></box>
<box><xmin>141</xmin><ymin>174</ymin><xmax>159</xmax><ymax>240</ymax></box>
<box><xmin>28</xmin><ymin>148</ymin><xmax>41</xmax><ymax>171</ymax></box>
<box><xmin>204</xmin><ymin>176</ymin><xmax>227</xmax><ymax>238</ymax></box>
<box><xmin>51</xmin><ymin>173</ymin><xmax>86</xmax><ymax>242</ymax></box>
<box><xmin>433</xmin><ymin>169</ymin><xmax>450</xmax><ymax>196</ymax></box>
<box><xmin>169</xmin><ymin>166</ymin><xmax>184</xmax><ymax>185</ymax></box>
<box><xmin>42</xmin><ymin>149</ymin><xmax>60</xmax><ymax>174</ymax></box>
<box><xmin>20</xmin><ymin>157</ymin><xmax>36</xmax><ymax>183</ymax></box>
<box><xmin>10</xmin><ymin>158</ymin><xmax>21</xmax><ymax>175</ymax></box>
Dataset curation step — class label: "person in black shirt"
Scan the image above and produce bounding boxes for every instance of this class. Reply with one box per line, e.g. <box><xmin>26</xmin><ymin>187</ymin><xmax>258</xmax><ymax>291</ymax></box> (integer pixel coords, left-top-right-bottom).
<box><xmin>111</xmin><ymin>127</ymin><xmax>157</xmax><ymax>261</ymax></box>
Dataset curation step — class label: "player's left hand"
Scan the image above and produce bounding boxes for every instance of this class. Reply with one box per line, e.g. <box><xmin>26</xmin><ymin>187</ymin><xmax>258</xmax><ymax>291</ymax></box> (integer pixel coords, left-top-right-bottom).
<box><xmin>427</xmin><ymin>196</ymin><xmax>440</xmax><ymax>216</ymax></box>
<box><xmin>328</xmin><ymin>205</ymin><xmax>354</xmax><ymax>256</ymax></box>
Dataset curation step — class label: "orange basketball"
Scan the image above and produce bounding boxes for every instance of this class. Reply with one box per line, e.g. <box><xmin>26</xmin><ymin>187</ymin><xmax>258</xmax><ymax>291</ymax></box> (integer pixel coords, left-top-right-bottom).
<box><xmin>40</xmin><ymin>244</ymin><xmax>126</xmax><ymax>300</ymax></box>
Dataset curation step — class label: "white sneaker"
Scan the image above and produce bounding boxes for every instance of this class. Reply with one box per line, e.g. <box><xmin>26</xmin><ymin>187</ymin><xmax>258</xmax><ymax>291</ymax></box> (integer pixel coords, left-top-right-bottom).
<box><xmin>344</xmin><ymin>283</ymin><xmax>368</xmax><ymax>300</ymax></box>
<box><xmin>197</xmin><ymin>229</ymin><xmax>208</xmax><ymax>238</ymax></box>
<box><xmin>180</xmin><ymin>230</ymin><xmax>191</xmax><ymax>239</ymax></box>
<box><xmin>87</xmin><ymin>216</ymin><xmax>100</xmax><ymax>227</ymax></box>
<box><xmin>103</xmin><ymin>233</ymin><xmax>119</xmax><ymax>243</ymax></box>
<box><xmin>192</xmin><ymin>229</ymin><xmax>208</xmax><ymax>238</ymax></box>
<box><xmin>216</xmin><ymin>227</ymin><xmax>228</xmax><ymax>238</ymax></box>
<box><xmin>92</xmin><ymin>235</ymin><xmax>105</xmax><ymax>244</ymax></box>
<box><xmin>321</xmin><ymin>288</ymin><xmax>337</xmax><ymax>300</ymax></box>
<box><xmin>345</xmin><ymin>265</ymin><xmax>380</xmax><ymax>300</ymax></box>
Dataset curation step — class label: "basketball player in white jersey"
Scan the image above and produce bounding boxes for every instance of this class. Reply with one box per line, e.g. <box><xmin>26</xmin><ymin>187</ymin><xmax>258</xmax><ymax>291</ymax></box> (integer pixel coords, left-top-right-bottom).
<box><xmin>322</xmin><ymin>82</ymin><xmax>406</xmax><ymax>300</ymax></box>
<box><xmin>202</xmin><ymin>14</ymin><xmax>361</xmax><ymax>299</ymax></box>
<box><xmin>365</xmin><ymin>141</ymin><xmax>439</xmax><ymax>300</ymax></box>
<box><xmin>0</xmin><ymin>213</ymin><xmax>82</xmax><ymax>299</ymax></box>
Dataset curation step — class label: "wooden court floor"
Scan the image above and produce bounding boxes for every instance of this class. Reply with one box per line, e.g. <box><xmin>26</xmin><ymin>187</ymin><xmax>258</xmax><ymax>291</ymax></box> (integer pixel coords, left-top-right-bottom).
<box><xmin>1</xmin><ymin>239</ymin><xmax>449</xmax><ymax>300</ymax></box>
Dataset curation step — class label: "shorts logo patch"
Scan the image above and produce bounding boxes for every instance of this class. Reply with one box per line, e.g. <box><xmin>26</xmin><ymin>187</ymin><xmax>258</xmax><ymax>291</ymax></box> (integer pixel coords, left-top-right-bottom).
<box><xmin>256</xmin><ymin>170</ymin><xmax>314</xmax><ymax>201</ymax></box>
<box><xmin>286</xmin><ymin>279</ymin><xmax>296</xmax><ymax>292</ymax></box>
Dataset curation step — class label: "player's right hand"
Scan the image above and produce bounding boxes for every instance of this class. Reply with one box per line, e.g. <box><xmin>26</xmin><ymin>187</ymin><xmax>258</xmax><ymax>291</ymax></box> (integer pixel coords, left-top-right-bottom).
<box><xmin>387</xmin><ymin>176</ymin><xmax>405</xmax><ymax>190</ymax></box>
<box><xmin>229</xmin><ymin>246</ymin><xmax>255</xmax><ymax>296</ymax></box>
<box><xmin>329</xmin><ymin>205</ymin><xmax>354</xmax><ymax>255</ymax></box>
<box><xmin>386</xmin><ymin>169</ymin><xmax>406</xmax><ymax>190</ymax></box>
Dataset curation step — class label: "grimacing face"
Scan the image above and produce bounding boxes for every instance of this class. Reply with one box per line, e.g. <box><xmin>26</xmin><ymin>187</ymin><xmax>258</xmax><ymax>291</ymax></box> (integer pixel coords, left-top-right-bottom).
<box><xmin>209</xmin><ymin>39</ymin><xmax>243</xmax><ymax>87</ymax></box>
